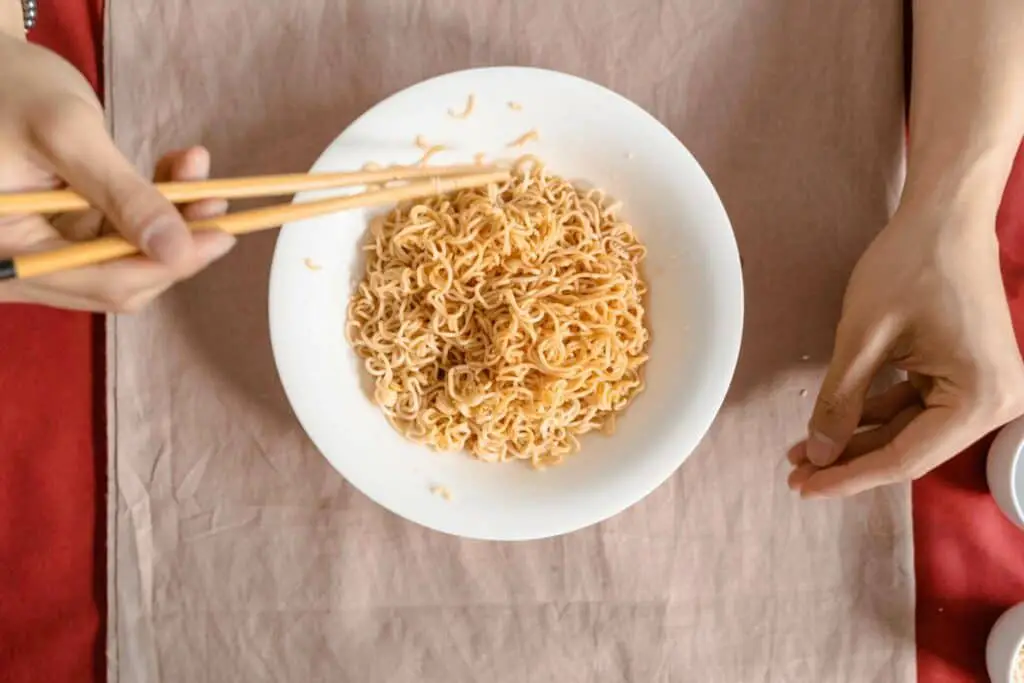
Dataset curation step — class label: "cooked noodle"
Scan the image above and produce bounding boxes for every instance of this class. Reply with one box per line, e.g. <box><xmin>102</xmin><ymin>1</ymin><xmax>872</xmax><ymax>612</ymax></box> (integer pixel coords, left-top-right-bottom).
<box><xmin>507</xmin><ymin>129</ymin><xmax>539</xmax><ymax>148</ymax></box>
<box><xmin>430</xmin><ymin>484</ymin><xmax>453</xmax><ymax>501</ymax></box>
<box><xmin>417</xmin><ymin>145</ymin><xmax>446</xmax><ymax>166</ymax></box>
<box><xmin>448</xmin><ymin>94</ymin><xmax>476</xmax><ymax>119</ymax></box>
<box><xmin>346</xmin><ymin>157</ymin><xmax>650</xmax><ymax>468</ymax></box>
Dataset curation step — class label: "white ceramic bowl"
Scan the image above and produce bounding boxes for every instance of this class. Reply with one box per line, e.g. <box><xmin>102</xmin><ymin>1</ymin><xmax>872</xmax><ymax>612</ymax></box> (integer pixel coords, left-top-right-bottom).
<box><xmin>269</xmin><ymin>67</ymin><xmax>743</xmax><ymax>540</ymax></box>
<box><xmin>987</xmin><ymin>416</ymin><xmax>1024</xmax><ymax>529</ymax></box>
<box><xmin>988</xmin><ymin>602</ymin><xmax>1024</xmax><ymax>683</ymax></box>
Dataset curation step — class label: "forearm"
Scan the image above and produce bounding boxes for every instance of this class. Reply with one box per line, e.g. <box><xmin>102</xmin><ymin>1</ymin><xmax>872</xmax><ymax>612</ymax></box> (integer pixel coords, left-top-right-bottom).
<box><xmin>1</xmin><ymin>0</ymin><xmax>23</xmax><ymax>39</ymax></box>
<box><xmin>905</xmin><ymin>0</ymin><xmax>1024</xmax><ymax>212</ymax></box>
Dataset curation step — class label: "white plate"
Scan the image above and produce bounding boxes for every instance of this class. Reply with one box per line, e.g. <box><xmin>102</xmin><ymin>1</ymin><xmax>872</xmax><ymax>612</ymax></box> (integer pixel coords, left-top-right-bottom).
<box><xmin>269</xmin><ymin>67</ymin><xmax>743</xmax><ymax>540</ymax></box>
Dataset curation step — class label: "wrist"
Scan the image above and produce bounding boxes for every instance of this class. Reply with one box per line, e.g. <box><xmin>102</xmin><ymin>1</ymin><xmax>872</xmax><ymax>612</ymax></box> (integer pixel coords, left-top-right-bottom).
<box><xmin>901</xmin><ymin>139</ymin><xmax>1019</xmax><ymax>223</ymax></box>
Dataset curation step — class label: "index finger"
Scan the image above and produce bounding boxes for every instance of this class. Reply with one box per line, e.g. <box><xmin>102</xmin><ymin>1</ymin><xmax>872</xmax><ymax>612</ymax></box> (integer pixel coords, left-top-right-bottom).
<box><xmin>33</xmin><ymin>100</ymin><xmax>195</xmax><ymax>270</ymax></box>
<box><xmin>798</xmin><ymin>405</ymin><xmax>973</xmax><ymax>497</ymax></box>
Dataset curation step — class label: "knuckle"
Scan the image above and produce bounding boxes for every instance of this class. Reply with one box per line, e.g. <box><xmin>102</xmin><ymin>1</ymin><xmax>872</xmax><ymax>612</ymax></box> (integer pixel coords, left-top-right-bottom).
<box><xmin>907</xmin><ymin>466</ymin><xmax>932</xmax><ymax>482</ymax></box>
<box><xmin>121</xmin><ymin>285</ymin><xmax>168</xmax><ymax>314</ymax></box>
<box><xmin>877</xmin><ymin>444</ymin><xmax>916</xmax><ymax>482</ymax></box>
<box><xmin>893</xmin><ymin>454</ymin><xmax>920</xmax><ymax>480</ymax></box>
<box><xmin>904</xmin><ymin>457</ymin><xmax>937</xmax><ymax>482</ymax></box>
<box><xmin>96</xmin><ymin>286</ymin><xmax>141</xmax><ymax>314</ymax></box>
<box><xmin>883</xmin><ymin>442</ymin><xmax>938</xmax><ymax>483</ymax></box>
<box><xmin>31</xmin><ymin>96</ymin><xmax>101</xmax><ymax>147</ymax></box>
<box><xmin>115</xmin><ymin>192</ymin><xmax>172</xmax><ymax>236</ymax></box>
<box><xmin>835</xmin><ymin>319</ymin><xmax>869</xmax><ymax>351</ymax></box>
<box><xmin>990</xmin><ymin>387</ymin><xmax>1024</xmax><ymax>424</ymax></box>
<box><xmin>816</xmin><ymin>391</ymin><xmax>851</xmax><ymax>421</ymax></box>
<box><xmin>891</xmin><ymin>457</ymin><xmax>917</xmax><ymax>482</ymax></box>
<box><xmin>965</xmin><ymin>379</ymin><xmax>1024</xmax><ymax>427</ymax></box>
<box><xmin>114</xmin><ymin>297</ymin><xmax>148</xmax><ymax>315</ymax></box>
<box><xmin>835</xmin><ymin>305</ymin><xmax>883</xmax><ymax>348</ymax></box>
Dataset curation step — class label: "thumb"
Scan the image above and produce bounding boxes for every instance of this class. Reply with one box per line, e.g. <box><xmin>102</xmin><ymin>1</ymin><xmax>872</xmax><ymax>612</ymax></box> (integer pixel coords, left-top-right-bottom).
<box><xmin>35</xmin><ymin>103</ymin><xmax>195</xmax><ymax>270</ymax></box>
<box><xmin>807</xmin><ymin>315</ymin><xmax>894</xmax><ymax>467</ymax></box>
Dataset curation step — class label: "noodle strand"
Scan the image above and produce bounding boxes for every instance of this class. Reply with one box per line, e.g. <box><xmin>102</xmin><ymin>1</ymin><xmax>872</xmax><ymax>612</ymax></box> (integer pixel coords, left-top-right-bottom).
<box><xmin>346</xmin><ymin>158</ymin><xmax>650</xmax><ymax>468</ymax></box>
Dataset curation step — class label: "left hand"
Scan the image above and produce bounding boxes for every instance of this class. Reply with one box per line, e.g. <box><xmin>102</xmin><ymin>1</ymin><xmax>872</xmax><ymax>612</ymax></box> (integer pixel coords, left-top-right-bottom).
<box><xmin>787</xmin><ymin>193</ymin><xmax>1024</xmax><ymax>497</ymax></box>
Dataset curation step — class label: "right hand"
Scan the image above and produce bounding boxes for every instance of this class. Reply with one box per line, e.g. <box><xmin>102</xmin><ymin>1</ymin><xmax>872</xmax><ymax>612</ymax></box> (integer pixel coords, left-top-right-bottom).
<box><xmin>0</xmin><ymin>33</ymin><xmax>235</xmax><ymax>312</ymax></box>
<box><xmin>788</xmin><ymin>190</ymin><xmax>1024</xmax><ymax>497</ymax></box>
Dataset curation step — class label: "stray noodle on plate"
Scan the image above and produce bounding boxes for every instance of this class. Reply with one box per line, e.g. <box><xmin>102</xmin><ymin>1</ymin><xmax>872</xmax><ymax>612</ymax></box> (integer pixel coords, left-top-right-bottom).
<box><xmin>346</xmin><ymin>157</ymin><xmax>650</xmax><ymax>468</ymax></box>
<box><xmin>416</xmin><ymin>144</ymin><xmax>446</xmax><ymax>166</ymax></box>
<box><xmin>448</xmin><ymin>93</ymin><xmax>476</xmax><ymax>119</ymax></box>
<box><xmin>507</xmin><ymin>129</ymin><xmax>539</xmax><ymax>148</ymax></box>
<box><xmin>430</xmin><ymin>484</ymin><xmax>453</xmax><ymax>501</ymax></box>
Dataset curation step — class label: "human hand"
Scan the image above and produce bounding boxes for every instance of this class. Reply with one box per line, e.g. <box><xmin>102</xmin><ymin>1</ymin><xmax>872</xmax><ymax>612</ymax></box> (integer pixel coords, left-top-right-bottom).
<box><xmin>788</xmin><ymin>192</ymin><xmax>1024</xmax><ymax>497</ymax></box>
<box><xmin>0</xmin><ymin>34</ymin><xmax>235</xmax><ymax>312</ymax></box>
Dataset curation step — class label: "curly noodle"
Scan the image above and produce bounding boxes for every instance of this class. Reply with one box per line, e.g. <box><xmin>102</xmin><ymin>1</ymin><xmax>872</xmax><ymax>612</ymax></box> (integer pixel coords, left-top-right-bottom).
<box><xmin>346</xmin><ymin>157</ymin><xmax>650</xmax><ymax>468</ymax></box>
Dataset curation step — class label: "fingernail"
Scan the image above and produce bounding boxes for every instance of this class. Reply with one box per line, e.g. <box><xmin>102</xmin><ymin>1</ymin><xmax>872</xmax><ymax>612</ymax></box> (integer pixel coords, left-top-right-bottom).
<box><xmin>198</xmin><ymin>232</ymin><xmax>237</xmax><ymax>262</ymax></box>
<box><xmin>182</xmin><ymin>147</ymin><xmax>211</xmax><ymax>179</ymax></box>
<box><xmin>140</xmin><ymin>215</ymin><xmax>191</xmax><ymax>266</ymax></box>
<box><xmin>198</xmin><ymin>199</ymin><xmax>230</xmax><ymax>219</ymax></box>
<box><xmin>805</xmin><ymin>432</ymin><xmax>837</xmax><ymax>467</ymax></box>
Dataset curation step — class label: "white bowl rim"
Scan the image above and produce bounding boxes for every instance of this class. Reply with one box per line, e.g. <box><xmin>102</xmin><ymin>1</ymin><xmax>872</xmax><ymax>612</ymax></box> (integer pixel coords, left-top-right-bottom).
<box><xmin>1012</xmin><ymin>444</ymin><xmax>1023</xmax><ymax>523</ymax></box>
<box><xmin>989</xmin><ymin>601</ymin><xmax>1024</xmax><ymax>683</ymax></box>
<box><xmin>990</xmin><ymin>416</ymin><xmax>1024</xmax><ymax>525</ymax></box>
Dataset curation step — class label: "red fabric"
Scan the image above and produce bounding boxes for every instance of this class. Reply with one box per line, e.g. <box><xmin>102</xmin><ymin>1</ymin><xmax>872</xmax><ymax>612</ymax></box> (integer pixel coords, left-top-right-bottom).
<box><xmin>0</xmin><ymin>2</ymin><xmax>105</xmax><ymax>683</ymax></box>
<box><xmin>913</xmin><ymin>143</ymin><xmax>1024</xmax><ymax>682</ymax></box>
<box><xmin>32</xmin><ymin>0</ymin><xmax>104</xmax><ymax>92</ymax></box>
<box><xmin>1</xmin><ymin>3</ymin><xmax>1022</xmax><ymax>683</ymax></box>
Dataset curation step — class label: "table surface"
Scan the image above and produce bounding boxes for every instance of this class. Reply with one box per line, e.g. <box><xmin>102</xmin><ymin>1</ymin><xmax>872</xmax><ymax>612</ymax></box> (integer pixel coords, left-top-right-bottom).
<box><xmin>0</xmin><ymin>2</ymin><xmax>1022</xmax><ymax>682</ymax></box>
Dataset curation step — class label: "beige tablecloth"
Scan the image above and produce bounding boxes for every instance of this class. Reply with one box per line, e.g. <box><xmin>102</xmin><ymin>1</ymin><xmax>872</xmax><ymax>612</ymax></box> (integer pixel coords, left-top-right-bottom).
<box><xmin>106</xmin><ymin>1</ymin><xmax>914</xmax><ymax>681</ymax></box>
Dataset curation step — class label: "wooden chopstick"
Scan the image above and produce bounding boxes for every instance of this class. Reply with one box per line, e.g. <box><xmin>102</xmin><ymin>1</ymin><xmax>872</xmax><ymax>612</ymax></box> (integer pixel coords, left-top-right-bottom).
<box><xmin>0</xmin><ymin>163</ymin><xmax>497</xmax><ymax>215</ymax></box>
<box><xmin>1</xmin><ymin>169</ymin><xmax>509</xmax><ymax>281</ymax></box>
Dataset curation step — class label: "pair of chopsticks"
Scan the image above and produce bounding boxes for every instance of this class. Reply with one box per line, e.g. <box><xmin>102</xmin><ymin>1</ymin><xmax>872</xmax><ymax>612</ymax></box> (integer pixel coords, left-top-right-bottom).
<box><xmin>0</xmin><ymin>164</ymin><xmax>509</xmax><ymax>281</ymax></box>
